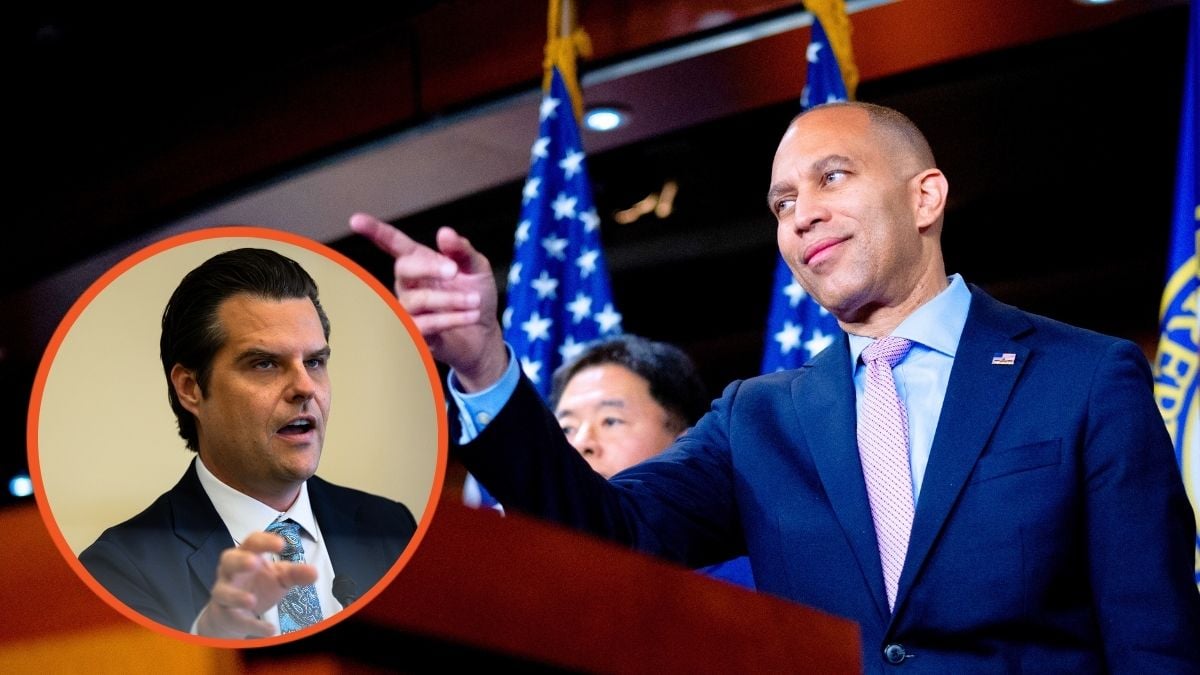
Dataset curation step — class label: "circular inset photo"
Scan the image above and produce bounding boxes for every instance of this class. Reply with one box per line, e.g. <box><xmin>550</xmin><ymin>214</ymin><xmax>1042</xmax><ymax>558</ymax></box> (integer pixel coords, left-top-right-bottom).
<box><xmin>28</xmin><ymin>227</ymin><xmax>447</xmax><ymax>648</ymax></box>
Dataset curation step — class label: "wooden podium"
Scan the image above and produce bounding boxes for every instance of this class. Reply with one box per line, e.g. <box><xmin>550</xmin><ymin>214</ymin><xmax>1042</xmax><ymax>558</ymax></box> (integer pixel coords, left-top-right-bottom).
<box><xmin>2</xmin><ymin>495</ymin><xmax>860</xmax><ymax>672</ymax></box>
<box><xmin>262</xmin><ymin>499</ymin><xmax>862</xmax><ymax>672</ymax></box>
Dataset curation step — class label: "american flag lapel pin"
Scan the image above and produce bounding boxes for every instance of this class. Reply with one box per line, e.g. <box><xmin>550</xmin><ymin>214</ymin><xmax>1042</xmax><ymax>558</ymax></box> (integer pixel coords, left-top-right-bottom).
<box><xmin>991</xmin><ymin>352</ymin><xmax>1017</xmax><ymax>366</ymax></box>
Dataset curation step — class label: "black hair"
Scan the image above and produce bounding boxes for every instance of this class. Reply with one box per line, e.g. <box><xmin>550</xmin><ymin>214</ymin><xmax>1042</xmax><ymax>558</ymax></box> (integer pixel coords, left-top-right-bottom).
<box><xmin>548</xmin><ymin>334</ymin><xmax>708</xmax><ymax>433</ymax></box>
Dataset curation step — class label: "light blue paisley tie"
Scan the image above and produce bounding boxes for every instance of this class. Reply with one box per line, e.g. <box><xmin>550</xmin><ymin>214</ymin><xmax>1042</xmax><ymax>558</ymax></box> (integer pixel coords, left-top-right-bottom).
<box><xmin>264</xmin><ymin>518</ymin><xmax>324</xmax><ymax>633</ymax></box>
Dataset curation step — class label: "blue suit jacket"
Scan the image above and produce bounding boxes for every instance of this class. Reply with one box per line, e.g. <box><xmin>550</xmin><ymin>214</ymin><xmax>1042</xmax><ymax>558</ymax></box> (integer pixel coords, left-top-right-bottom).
<box><xmin>79</xmin><ymin>460</ymin><xmax>416</xmax><ymax>632</ymax></box>
<box><xmin>459</xmin><ymin>287</ymin><xmax>1200</xmax><ymax>673</ymax></box>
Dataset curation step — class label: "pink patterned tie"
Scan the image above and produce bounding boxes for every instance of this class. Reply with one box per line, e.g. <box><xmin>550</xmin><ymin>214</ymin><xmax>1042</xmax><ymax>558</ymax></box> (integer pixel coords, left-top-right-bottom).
<box><xmin>858</xmin><ymin>336</ymin><xmax>914</xmax><ymax>612</ymax></box>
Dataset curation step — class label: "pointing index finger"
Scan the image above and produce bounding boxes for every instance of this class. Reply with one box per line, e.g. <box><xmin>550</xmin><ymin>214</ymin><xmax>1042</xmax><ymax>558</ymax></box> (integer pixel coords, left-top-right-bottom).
<box><xmin>349</xmin><ymin>212</ymin><xmax>419</xmax><ymax>258</ymax></box>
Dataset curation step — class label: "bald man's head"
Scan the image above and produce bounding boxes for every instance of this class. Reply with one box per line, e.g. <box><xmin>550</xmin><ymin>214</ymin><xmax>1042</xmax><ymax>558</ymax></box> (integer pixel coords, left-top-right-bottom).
<box><xmin>794</xmin><ymin>101</ymin><xmax>937</xmax><ymax>178</ymax></box>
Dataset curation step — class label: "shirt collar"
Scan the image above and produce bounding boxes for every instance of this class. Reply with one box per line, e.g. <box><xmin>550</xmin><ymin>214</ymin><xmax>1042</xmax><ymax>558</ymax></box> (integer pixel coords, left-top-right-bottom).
<box><xmin>848</xmin><ymin>273</ymin><xmax>971</xmax><ymax>363</ymax></box>
<box><xmin>194</xmin><ymin>456</ymin><xmax>319</xmax><ymax>545</ymax></box>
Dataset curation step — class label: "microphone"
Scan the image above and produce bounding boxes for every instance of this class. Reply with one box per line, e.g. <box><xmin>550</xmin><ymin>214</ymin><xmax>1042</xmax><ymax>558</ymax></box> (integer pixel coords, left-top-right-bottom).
<box><xmin>332</xmin><ymin>576</ymin><xmax>359</xmax><ymax>608</ymax></box>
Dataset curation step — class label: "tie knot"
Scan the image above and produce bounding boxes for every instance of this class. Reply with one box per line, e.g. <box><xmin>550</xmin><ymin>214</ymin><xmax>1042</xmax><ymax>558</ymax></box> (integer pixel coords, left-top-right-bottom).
<box><xmin>862</xmin><ymin>336</ymin><xmax>913</xmax><ymax>368</ymax></box>
<box><xmin>265</xmin><ymin>519</ymin><xmax>304</xmax><ymax>561</ymax></box>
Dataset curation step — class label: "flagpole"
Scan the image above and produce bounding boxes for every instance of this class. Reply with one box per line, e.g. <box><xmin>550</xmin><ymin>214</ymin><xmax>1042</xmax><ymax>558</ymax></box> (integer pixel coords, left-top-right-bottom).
<box><xmin>560</xmin><ymin>0</ymin><xmax>573</xmax><ymax>40</ymax></box>
<box><xmin>544</xmin><ymin>0</ymin><xmax>590</xmax><ymax>121</ymax></box>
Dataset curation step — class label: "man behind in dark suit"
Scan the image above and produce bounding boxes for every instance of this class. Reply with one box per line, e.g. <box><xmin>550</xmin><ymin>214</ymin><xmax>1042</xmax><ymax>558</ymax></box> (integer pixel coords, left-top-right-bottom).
<box><xmin>494</xmin><ymin>333</ymin><xmax>753</xmax><ymax>587</ymax></box>
<box><xmin>80</xmin><ymin>248</ymin><xmax>416</xmax><ymax>638</ymax></box>
<box><xmin>351</xmin><ymin>101</ymin><xmax>1200</xmax><ymax>671</ymax></box>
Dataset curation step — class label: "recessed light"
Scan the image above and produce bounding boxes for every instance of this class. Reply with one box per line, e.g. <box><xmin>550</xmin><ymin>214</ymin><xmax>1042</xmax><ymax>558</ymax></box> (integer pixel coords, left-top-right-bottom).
<box><xmin>9</xmin><ymin>474</ymin><xmax>32</xmax><ymax>498</ymax></box>
<box><xmin>584</xmin><ymin>106</ymin><xmax>629</xmax><ymax>132</ymax></box>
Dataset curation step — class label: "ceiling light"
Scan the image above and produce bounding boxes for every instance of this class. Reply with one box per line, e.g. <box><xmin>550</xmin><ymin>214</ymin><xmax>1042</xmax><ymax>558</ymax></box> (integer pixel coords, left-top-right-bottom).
<box><xmin>1071</xmin><ymin>0</ymin><xmax>1121</xmax><ymax>5</ymax></box>
<box><xmin>9</xmin><ymin>474</ymin><xmax>32</xmax><ymax>498</ymax></box>
<box><xmin>584</xmin><ymin>106</ymin><xmax>629</xmax><ymax>132</ymax></box>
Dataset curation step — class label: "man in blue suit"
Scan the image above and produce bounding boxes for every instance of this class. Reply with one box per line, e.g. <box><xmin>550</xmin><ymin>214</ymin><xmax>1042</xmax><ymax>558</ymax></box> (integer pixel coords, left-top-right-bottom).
<box><xmin>80</xmin><ymin>248</ymin><xmax>416</xmax><ymax>638</ymax></box>
<box><xmin>352</xmin><ymin>101</ymin><xmax>1200</xmax><ymax>671</ymax></box>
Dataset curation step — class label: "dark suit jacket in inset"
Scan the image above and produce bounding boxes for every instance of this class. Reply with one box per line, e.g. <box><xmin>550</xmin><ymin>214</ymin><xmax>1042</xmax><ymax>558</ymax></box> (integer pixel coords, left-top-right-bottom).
<box><xmin>459</xmin><ymin>286</ymin><xmax>1200</xmax><ymax>673</ymax></box>
<box><xmin>79</xmin><ymin>460</ymin><xmax>416</xmax><ymax>632</ymax></box>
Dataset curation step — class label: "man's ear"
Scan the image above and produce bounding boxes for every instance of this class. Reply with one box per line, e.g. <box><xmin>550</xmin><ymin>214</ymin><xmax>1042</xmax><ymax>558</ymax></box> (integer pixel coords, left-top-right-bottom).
<box><xmin>913</xmin><ymin>168</ymin><xmax>949</xmax><ymax>231</ymax></box>
<box><xmin>170</xmin><ymin>364</ymin><xmax>203</xmax><ymax>415</ymax></box>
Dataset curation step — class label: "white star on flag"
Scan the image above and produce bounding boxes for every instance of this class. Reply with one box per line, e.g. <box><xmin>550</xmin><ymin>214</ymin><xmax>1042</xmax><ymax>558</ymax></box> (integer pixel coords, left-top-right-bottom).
<box><xmin>531</xmin><ymin>270</ymin><xmax>559</xmax><ymax>299</ymax></box>
<box><xmin>595</xmin><ymin>303</ymin><xmax>623</xmax><ymax>334</ymax></box>
<box><xmin>807</xmin><ymin>41</ymin><xmax>823</xmax><ymax>63</ymax></box>
<box><xmin>516</xmin><ymin>219</ymin><xmax>531</xmax><ymax>244</ymax></box>
<box><xmin>783</xmin><ymin>279</ymin><xmax>807</xmax><ymax>307</ymax></box>
<box><xmin>804</xmin><ymin>329</ymin><xmax>835</xmax><ymax>358</ymax></box>
<box><xmin>559</xmin><ymin>335</ymin><xmax>586</xmax><ymax>362</ymax></box>
<box><xmin>576</xmin><ymin>248</ymin><xmax>599</xmax><ymax>278</ymax></box>
<box><xmin>542</xmin><ymin>234</ymin><xmax>568</xmax><ymax>260</ymax></box>
<box><xmin>775</xmin><ymin>321</ymin><xmax>802</xmax><ymax>355</ymax></box>
<box><xmin>531</xmin><ymin>136</ymin><xmax>550</xmax><ymax>161</ymax></box>
<box><xmin>520</xmin><ymin>356</ymin><xmax>543</xmax><ymax>384</ymax></box>
<box><xmin>539</xmin><ymin>96</ymin><xmax>561</xmax><ymax>121</ymax></box>
<box><xmin>551</xmin><ymin>192</ymin><xmax>578</xmax><ymax>220</ymax></box>
<box><xmin>508</xmin><ymin>262</ymin><xmax>523</xmax><ymax>286</ymax></box>
<box><xmin>522</xmin><ymin>177</ymin><xmax>541</xmax><ymax>204</ymax></box>
<box><xmin>579</xmin><ymin>208</ymin><xmax>600</xmax><ymax>232</ymax></box>
<box><xmin>502</xmin><ymin>306</ymin><xmax>513</xmax><ymax>330</ymax></box>
<box><xmin>522</xmin><ymin>312</ymin><xmax>552</xmax><ymax>343</ymax></box>
<box><xmin>559</xmin><ymin>149</ymin><xmax>585</xmax><ymax>179</ymax></box>
<box><xmin>566</xmin><ymin>292</ymin><xmax>592</xmax><ymax>323</ymax></box>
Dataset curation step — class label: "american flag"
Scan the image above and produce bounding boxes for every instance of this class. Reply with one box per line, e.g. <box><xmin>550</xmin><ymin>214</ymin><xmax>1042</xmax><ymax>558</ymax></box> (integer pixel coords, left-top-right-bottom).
<box><xmin>760</xmin><ymin>15</ymin><xmax>847</xmax><ymax>373</ymax></box>
<box><xmin>503</xmin><ymin>66</ymin><xmax>622</xmax><ymax>398</ymax></box>
<box><xmin>991</xmin><ymin>353</ymin><xmax>1017</xmax><ymax>366</ymax></box>
<box><xmin>468</xmin><ymin>66</ymin><xmax>621</xmax><ymax>508</ymax></box>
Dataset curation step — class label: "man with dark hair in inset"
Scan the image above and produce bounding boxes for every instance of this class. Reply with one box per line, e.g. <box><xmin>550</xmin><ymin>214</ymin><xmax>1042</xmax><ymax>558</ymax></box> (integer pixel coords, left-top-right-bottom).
<box><xmin>80</xmin><ymin>247</ymin><xmax>415</xmax><ymax>638</ymax></box>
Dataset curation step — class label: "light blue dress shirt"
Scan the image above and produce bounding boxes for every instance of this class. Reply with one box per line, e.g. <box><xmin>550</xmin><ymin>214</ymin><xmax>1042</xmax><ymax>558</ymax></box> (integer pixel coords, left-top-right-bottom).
<box><xmin>846</xmin><ymin>274</ymin><xmax>971</xmax><ymax>501</ymax></box>
<box><xmin>451</xmin><ymin>344</ymin><xmax>521</xmax><ymax>444</ymax></box>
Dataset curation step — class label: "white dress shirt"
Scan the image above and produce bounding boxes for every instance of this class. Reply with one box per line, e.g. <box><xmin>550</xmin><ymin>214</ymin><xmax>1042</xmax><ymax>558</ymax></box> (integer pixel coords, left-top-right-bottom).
<box><xmin>194</xmin><ymin>457</ymin><xmax>341</xmax><ymax>632</ymax></box>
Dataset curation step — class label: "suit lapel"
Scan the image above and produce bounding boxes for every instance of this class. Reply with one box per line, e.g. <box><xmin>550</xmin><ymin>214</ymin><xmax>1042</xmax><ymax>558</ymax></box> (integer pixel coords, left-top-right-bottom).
<box><xmin>893</xmin><ymin>288</ymin><xmax>1033</xmax><ymax>615</ymax></box>
<box><xmin>309</xmin><ymin>477</ymin><xmax>373</xmax><ymax>604</ymax></box>
<box><xmin>793</xmin><ymin>335</ymin><xmax>891</xmax><ymax>621</ymax></box>
<box><xmin>171</xmin><ymin>465</ymin><xmax>379</xmax><ymax>616</ymax></box>
<box><xmin>169</xmin><ymin>460</ymin><xmax>236</xmax><ymax>617</ymax></box>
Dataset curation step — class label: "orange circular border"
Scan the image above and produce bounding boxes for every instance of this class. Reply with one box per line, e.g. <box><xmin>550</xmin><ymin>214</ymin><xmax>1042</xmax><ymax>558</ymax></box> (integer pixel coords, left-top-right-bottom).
<box><xmin>26</xmin><ymin>226</ymin><xmax>448</xmax><ymax>648</ymax></box>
